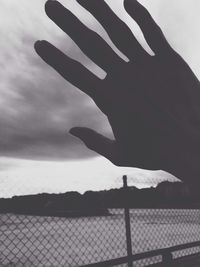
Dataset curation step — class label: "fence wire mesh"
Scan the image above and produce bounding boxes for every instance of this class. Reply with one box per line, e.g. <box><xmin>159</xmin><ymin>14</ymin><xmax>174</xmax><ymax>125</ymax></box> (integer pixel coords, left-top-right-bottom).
<box><xmin>1</xmin><ymin>177</ymin><xmax>200</xmax><ymax>267</ymax></box>
<box><xmin>0</xmin><ymin>211</ymin><xmax>127</xmax><ymax>266</ymax></box>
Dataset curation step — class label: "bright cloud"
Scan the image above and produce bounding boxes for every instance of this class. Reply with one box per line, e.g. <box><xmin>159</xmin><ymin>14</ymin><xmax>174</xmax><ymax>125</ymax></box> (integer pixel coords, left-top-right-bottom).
<box><xmin>0</xmin><ymin>157</ymin><xmax>176</xmax><ymax>198</ymax></box>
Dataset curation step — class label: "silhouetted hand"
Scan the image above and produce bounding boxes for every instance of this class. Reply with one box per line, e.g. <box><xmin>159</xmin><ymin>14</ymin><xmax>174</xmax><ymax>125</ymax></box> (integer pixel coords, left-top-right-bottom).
<box><xmin>35</xmin><ymin>0</ymin><xmax>200</xmax><ymax>186</ymax></box>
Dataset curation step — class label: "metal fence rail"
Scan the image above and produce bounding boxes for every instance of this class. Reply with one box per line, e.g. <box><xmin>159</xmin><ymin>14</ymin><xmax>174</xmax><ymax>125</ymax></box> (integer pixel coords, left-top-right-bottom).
<box><xmin>1</xmin><ymin>177</ymin><xmax>200</xmax><ymax>266</ymax></box>
<box><xmin>81</xmin><ymin>241</ymin><xmax>200</xmax><ymax>267</ymax></box>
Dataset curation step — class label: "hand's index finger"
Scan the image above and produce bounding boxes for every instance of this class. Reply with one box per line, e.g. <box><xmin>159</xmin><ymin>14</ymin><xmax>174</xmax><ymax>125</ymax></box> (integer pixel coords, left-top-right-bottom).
<box><xmin>45</xmin><ymin>0</ymin><xmax>122</xmax><ymax>72</ymax></box>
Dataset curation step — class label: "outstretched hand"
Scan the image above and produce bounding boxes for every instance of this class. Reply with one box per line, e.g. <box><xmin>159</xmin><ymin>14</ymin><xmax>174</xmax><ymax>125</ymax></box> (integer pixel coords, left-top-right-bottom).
<box><xmin>35</xmin><ymin>0</ymin><xmax>200</xmax><ymax>186</ymax></box>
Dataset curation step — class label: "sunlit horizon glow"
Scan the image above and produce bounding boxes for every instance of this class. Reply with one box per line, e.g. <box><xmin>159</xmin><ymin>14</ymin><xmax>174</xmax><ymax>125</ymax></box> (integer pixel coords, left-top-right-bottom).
<box><xmin>0</xmin><ymin>0</ymin><xmax>199</xmax><ymax>198</ymax></box>
<box><xmin>0</xmin><ymin>156</ymin><xmax>178</xmax><ymax>198</ymax></box>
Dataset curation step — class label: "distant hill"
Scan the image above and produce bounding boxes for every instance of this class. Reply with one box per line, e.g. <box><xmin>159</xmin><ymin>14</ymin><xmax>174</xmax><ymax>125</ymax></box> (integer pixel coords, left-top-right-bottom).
<box><xmin>0</xmin><ymin>181</ymin><xmax>199</xmax><ymax>217</ymax></box>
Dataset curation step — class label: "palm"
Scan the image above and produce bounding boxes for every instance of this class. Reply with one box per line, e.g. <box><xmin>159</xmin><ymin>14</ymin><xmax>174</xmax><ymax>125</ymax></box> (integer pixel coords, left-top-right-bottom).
<box><xmin>35</xmin><ymin>0</ymin><xmax>200</xmax><ymax>185</ymax></box>
<box><xmin>96</xmin><ymin>49</ymin><xmax>199</xmax><ymax>170</ymax></box>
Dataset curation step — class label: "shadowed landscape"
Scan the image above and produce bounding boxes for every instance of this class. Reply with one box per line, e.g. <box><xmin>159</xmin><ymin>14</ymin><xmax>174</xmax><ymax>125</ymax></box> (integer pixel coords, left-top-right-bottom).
<box><xmin>1</xmin><ymin>180</ymin><xmax>200</xmax><ymax>218</ymax></box>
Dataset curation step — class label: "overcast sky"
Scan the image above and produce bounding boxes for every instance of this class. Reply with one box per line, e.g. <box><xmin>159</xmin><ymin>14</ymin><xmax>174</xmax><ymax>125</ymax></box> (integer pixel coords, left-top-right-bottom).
<box><xmin>0</xmin><ymin>0</ymin><xmax>200</xmax><ymax>197</ymax></box>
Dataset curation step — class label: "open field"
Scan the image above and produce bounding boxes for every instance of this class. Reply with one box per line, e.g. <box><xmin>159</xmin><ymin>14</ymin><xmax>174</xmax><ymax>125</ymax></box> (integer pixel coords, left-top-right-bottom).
<box><xmin>1</xmin><ymin>209</ymin><xmax>200</xmax><ymax>267</ymax></box>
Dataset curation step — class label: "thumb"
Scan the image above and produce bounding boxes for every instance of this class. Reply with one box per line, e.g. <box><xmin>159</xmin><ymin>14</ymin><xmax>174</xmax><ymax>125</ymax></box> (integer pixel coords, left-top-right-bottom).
<box><xmin>69</xmin><ymin>127</ymin><xmax>117</xmax><ymax>163</ymax></box>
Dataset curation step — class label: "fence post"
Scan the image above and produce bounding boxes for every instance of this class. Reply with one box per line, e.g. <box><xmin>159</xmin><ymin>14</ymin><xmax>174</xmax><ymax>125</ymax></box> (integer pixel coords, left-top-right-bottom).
<box><xmin>123</xmin><ymin>175</ymin><xmax>133</xmax><ymax>267</ymax></box>
<box><xmin>162</xmin><ymin>251</ymin><xmax>173</xmax><ymax>267</ymax></box>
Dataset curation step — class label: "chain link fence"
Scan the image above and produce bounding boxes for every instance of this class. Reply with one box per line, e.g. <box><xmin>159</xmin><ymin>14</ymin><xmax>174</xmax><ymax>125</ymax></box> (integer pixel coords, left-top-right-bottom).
<box><xmin>1</xmin><ymin>176</ymin><xmax>200</xmax><ymax>266</ymax></box>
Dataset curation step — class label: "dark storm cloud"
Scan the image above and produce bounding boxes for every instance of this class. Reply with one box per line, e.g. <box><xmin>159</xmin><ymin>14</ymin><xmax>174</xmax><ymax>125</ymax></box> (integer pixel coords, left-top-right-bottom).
<box><xmin>0</xmin><ymin>0</ymin><xmax>111</xmax><ymax>161</ymax></box>
<box><xmin>0</xmin><ymin>46</ymin><xmax>110</xmax><ymax>160</ymax></box>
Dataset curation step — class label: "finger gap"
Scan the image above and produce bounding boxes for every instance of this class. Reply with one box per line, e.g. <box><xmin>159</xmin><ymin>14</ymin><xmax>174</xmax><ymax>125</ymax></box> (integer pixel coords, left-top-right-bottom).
<box><xmin>76</xmin><ymin>0</ymin><xmax>129</xmax><ymax>62</ymax></box>
<box><xmin>122</xmin><ymin>6</ymin><xmax>155</xmax><ymax>55</ymax></box>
